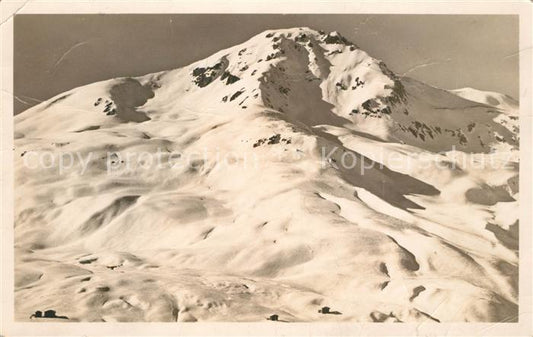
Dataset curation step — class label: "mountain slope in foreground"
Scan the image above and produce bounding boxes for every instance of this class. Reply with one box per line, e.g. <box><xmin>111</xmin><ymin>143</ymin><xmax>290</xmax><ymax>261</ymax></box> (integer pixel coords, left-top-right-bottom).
<box><xmin>14</xmin><ymin>28</ymin><xmax>519</xmax><ymax>322</ymax></box>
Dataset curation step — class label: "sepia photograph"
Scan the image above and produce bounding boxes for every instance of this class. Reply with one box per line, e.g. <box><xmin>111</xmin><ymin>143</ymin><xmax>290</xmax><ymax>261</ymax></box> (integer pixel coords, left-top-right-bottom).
<box><xmin>1</xmin><ymin>1</ymin><xmax>532</xmax><ymax>336</ymax></box>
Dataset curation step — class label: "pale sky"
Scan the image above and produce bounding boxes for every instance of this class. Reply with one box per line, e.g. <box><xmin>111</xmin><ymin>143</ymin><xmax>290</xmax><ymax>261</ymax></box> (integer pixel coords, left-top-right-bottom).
<box><xmin>14</xmin><ymin>14</ymin><xmax>518</xmax><ymax>114</ymax></box>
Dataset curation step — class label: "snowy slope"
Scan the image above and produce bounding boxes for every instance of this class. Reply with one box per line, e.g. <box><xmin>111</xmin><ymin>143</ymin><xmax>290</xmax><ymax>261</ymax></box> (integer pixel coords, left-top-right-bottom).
<box><xmin>450</xmin><ymin>87</ymin><xmax>519</xmax><ymax>146</ymax></box>
<box><xmin>14</xmin><ymin>28</ymin><xmax>519</xmax><ymax>322</ymax></box>
<box><xmin>451</xmin><ymin>87</ymin><xmax>519</xmax><ymax>114</ymax></box>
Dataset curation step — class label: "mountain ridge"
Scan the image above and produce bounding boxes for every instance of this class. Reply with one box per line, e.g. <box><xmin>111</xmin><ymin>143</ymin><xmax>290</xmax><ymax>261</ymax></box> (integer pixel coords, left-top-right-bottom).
<box><xmin>16</xmin><ymin>27</ymin><xmax>518</xmax><ymax>154</ymax></box>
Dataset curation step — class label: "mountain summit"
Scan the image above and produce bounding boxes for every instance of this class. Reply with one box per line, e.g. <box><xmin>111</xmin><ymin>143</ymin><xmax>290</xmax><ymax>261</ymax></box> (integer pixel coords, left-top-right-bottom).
<box><xmin>14</xmin><ymin>28</ymin><xmax>519</xmax><ymax>322</ymax></box>
<box><xmin>17</xmin><ymin>27</ymin><xmax>518</xmax><ymax>152</ymax></box>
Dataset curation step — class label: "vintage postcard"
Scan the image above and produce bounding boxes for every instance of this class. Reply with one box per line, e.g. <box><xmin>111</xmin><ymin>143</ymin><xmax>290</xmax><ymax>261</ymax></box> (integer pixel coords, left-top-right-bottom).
<box><xmin>1</xmin><ymin>1</ymin><xmax>532</xmax><ymax>336</ymax></box>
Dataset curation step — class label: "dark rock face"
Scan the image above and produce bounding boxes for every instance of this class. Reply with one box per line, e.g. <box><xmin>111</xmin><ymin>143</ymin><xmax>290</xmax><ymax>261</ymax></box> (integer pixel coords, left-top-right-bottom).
<box><xmin>253</xmin><ymin>134</ymin><xmax>291</xmax><ymax>148</ymax></box>
<box><xmin>268</xmin><ymin>314</ymin><xmax>278</xmax><ymax>321</ymax></box>
<box><xmin>229</xmin><ymin>90</ymin><xmax>244</xmax><ymax>102</ymax></box>
<box><xmin>379</xmin><ymin>61</ymin><xmax>408</xmax><ymax>105</ymax></box>
<box><xmin>192</xmin><ymin>57</ymin><xmax>230</xmax><ymax>88</ymax></box>
<box><xmin>323</xmin><ymin>32</ymin><xmax>353</xmax><ymax>46</ymax></box>
<box><xmin>318</xmin><ymin>306</ymin><xmax>342</xmax><ymax>315</ymax></box>
<box><xmin>295</xmin><ymin>33</ymin><xmax>310</xmax><ymax>43</ymax></box>
<box><xmin>356</xmin><ymin>98</ymin><xmax>392</xmax><ymax>118</ymax></box>
<box><xmin>192</xmin><ymin>62</ymin><xmax>224</xmax><ymax>87</ymax></box>
<box><xmin>399</xmin><ymin>121</ymin><xmax>437</xmax><ymax>141</ymax></box>
<box><xmin>44</xmin><ymin>310</ymin><xmax>56</xmax><ymax>318</ymax></box>
<box><xmin>354</xmin><ymin>64</ymin><xmax>407</xmax><ymax>118</ymax></box>
<box><xmin>30</xmin><ymin>309</ymin><xmax>68</xmax><ymax>320</ymax></box>
<box><xmin>220</xmin><ymin>71</ymin><xmax>240</xmax><ymax>85</ymax></box>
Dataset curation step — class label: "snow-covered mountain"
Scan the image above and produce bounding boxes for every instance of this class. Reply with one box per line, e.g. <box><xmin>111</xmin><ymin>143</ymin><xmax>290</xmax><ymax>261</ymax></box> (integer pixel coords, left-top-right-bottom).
<box><xmin>14</xmin><ymin>28</ymin><xmax>519</xmax><ymax>322</ymax></box>
<box><xmin>451</xmin><ymin>87</ymin><xmax>519</xmax><ymax>114</ymax></box>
